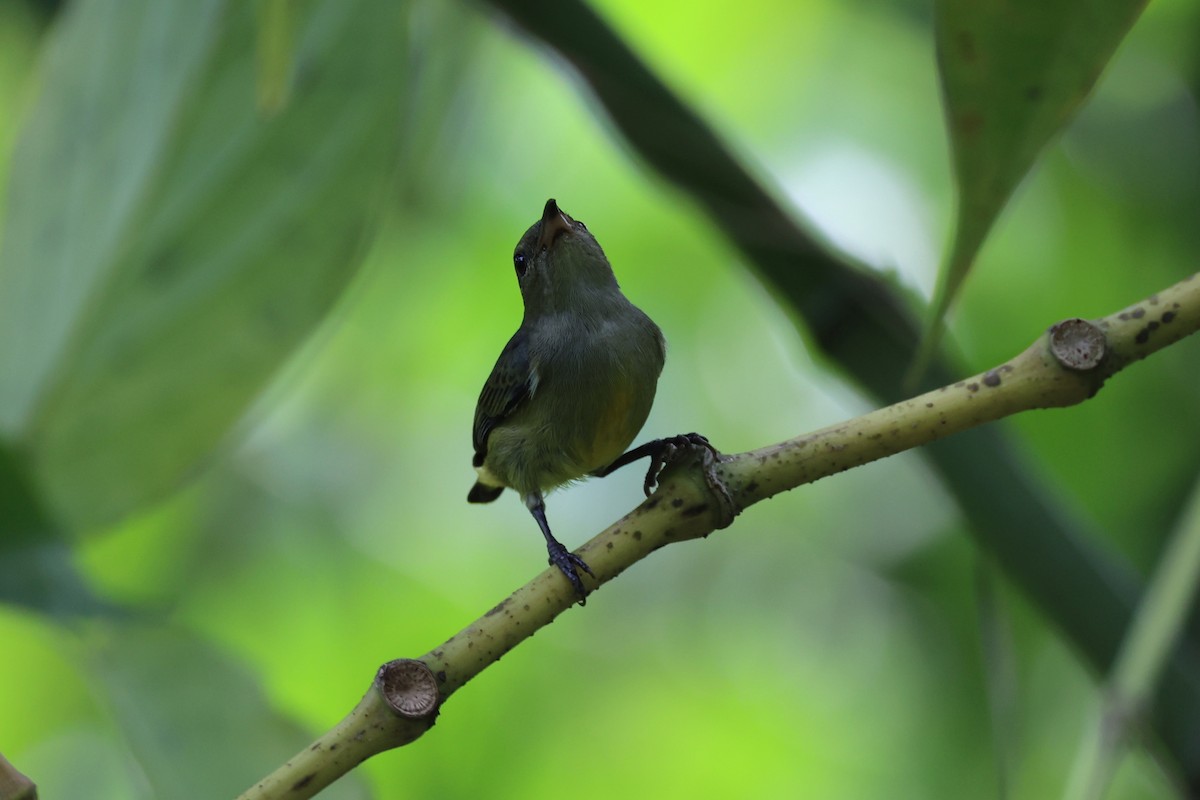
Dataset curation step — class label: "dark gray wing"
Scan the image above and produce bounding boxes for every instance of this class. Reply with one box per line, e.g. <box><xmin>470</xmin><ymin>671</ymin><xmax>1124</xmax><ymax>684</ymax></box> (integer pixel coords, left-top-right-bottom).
<box><xmin>472</xmin><ymin>328</ymin><xmax>534</xmax><ymax>467</ymax></box>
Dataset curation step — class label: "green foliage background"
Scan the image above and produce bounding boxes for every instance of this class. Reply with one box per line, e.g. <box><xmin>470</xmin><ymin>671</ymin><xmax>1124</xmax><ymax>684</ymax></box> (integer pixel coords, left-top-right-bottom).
<box><xmin>2</xmin><ymin>0</ymin><xmax>1199</xmax><ymax>798</ymax></box>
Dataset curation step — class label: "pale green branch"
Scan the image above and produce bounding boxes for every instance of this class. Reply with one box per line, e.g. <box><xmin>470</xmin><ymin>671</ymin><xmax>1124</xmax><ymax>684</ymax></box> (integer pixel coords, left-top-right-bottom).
<box><xmin>0</xmin><ymin>752</ymin><xmax>36</xmax><ymax>800</ymax></box>
<box><xmin>241</xmin><ymin>272</ymin><xmax>1200</xmax><ymax>800</ymax></box>
<box><xmin>727</xmin><ymin>274</ymin><xmax>1199</xmax><ymax>508</ymax></box>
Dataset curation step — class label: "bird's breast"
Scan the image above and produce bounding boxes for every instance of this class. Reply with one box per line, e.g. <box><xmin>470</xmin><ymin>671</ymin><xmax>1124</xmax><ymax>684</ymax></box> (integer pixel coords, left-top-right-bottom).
<box><xmin>583</xmin><ymin>384</ymin><xmax>638</xmax><ymax>470</ymax></box>
<box><xmin>528</xmin><ymin>308</ymin><xmax>663</xmax><ymax>476</ymax></box>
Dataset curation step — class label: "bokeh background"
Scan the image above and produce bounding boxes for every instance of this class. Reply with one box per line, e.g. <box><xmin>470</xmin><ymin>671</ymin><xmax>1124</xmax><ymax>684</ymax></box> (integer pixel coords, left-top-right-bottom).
<box><xmin>2</xmin><ymin>0</ymin><xmax>1200</xmax><ymax>798</ymax></box>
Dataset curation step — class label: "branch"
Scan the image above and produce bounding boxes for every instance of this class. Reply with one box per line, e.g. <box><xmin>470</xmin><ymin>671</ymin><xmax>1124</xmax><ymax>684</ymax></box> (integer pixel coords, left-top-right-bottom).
<box><xmin>239</xmin><ymin>272</ymin><xmax>1200</xmax><ymax>799</ymax></box>
<box><xmin>0</xmin><ymin>753</ymin><xmax>36</xmax><ymax>800</ymax></box>
<box><xmin>727</xmin><ymin>282</ymin><xmax>1197</xmax><ymax>508</ymax></box>
<box><xmin>480</xmin><ymin>7</ymin><xmax>1200</xmax><ymax>772</ymax></box>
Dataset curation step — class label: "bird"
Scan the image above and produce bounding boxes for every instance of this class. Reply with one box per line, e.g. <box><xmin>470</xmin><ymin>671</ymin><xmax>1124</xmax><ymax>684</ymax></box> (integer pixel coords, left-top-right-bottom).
<box><xmin>469</xmin><ymin>198</ymin><xmax>708</xmax><ymax>604</ymax></box>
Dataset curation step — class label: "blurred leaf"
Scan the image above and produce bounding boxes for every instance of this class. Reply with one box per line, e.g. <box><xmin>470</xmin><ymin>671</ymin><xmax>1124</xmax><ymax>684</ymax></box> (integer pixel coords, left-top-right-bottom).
<box><xmin>0</xmin><ymin>440</ymin><xmax>49</xmax><ymax>543</ymax></box>
<box><xmin>0</xmin><ymin>0</ymin><xmax>408</xmax><ymax>528</ymax></box>
<box><xmin>485</xmin><ymin>0</ymin><xmax>1200</xmax><ymax>780</ymax></box>
<box><xmin>89</xmin><ymin>625</ymin><xmax>369</xmax><ymax>800</ymax></box>
<box><xmin>0</xmin><ymin>442</ymin><xmax>108</xmax><ymax>616</ymax></box>
<box><xmin>0</xmin><ymin>538</ymin><xmax>108</xmax><ymax>617</ymax></box>
<box><xmin>975</xmin><ymin>559</ymin><xmax>1019</xmax><ymax>800</ymax></box>
<box><xmin>1067</xmin><ymin>478</ymin><xmax>1200</xmax><ymax>800</ymax></box>
<box><xmin>256</xmin><ymin>0</ymin><xmax>295</xmax><ymax>114</ymax></box>
<box><xmin>928</xmin><ymin>0</ymin><xmax>1148</xmax><ymax>330</ymax></box>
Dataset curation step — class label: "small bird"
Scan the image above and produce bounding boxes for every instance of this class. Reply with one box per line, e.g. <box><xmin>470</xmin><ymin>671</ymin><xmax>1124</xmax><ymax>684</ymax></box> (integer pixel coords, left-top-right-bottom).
<box><xmin>469</xmin><ymin>199</ymin><xmax>690</xmax><ymax>603</ymax></box>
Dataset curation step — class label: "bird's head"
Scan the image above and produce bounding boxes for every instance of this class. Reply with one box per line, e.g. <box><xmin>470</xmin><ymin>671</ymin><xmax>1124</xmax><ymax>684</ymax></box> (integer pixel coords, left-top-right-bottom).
<box><xmin>512</xmin><ymin>199</ymin><xmax>620</xmax><ymax>315</ymax></box>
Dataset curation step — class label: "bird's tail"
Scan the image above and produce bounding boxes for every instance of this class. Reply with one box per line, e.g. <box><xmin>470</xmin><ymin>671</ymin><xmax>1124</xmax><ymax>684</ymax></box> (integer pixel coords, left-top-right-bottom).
<box><xmin>467</xmin><ymin>482</ymin><xmax>504</xmax><ymax>504</ymax></box>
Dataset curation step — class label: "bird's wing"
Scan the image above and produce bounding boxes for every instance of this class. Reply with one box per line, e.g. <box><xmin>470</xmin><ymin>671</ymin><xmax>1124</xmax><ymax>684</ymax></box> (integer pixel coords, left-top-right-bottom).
<box><xmin>472</xmin><ymin>328</ymin><xmax>535</xmax><ymax>467</ymax></box>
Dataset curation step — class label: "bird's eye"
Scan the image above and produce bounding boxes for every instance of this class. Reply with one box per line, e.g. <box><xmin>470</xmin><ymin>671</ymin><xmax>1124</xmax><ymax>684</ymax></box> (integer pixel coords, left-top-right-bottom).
<box><xmin>513</xmin><ymin>252</ymin><xmax>527</xmax><ymax>277</ymax></box>
<box><xmin>576</xmin><ymin>220</ymin><xmax>588</xmax><ymax>231</ymax></box>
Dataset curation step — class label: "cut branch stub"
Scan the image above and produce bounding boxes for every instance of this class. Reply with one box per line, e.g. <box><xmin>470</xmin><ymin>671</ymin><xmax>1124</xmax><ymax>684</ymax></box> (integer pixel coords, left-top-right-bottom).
<box><xmin>0</xmin><ymin>751</ymin><xmax>37</xmax><ymax>800</ymax></box>
<box><xmin>376</xmin><ymin>659</ymin><xmax>440</xmax><ymax>721</ymax></box>
<box><xmin>1050</xmin><ymin>318</ymin><xmax>1107</xmax><ymax>371</ymax></box>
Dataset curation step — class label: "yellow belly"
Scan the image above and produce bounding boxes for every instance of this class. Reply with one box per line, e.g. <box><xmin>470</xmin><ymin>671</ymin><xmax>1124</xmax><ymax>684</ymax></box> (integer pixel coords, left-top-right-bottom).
<box><xmin>477</xmin><ymin>374</ymin><xmax>654</xmax><ymax>495</ymax></box>
<box><xmin>581</xmin><ymin>386</ymin><xmax>637</xmax><ymax>472</ymax></box>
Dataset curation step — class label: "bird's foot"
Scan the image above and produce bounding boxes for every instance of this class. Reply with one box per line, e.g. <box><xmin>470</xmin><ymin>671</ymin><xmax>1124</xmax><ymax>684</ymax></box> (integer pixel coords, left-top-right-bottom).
<box><xmin>641</xmin><ymin>433</ymin><xmax>718</xmax><ymax>494</ymax></box>
<box><xmin>644</xmin><ymin>434</ymin><xmax>737</xmax><ymax>528</ymax></box>
<box><xmin>546</xmin><ymin>540</ymin><xmax>594</xmax><ymax>605</ymax></box>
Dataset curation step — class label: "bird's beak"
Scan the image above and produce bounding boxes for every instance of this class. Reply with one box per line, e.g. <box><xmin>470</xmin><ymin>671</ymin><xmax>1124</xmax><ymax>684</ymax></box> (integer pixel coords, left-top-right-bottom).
<box><xmin>537</xmin><ymin>198</ymin><xmax>573</xmax><ymax>251</ymax></box>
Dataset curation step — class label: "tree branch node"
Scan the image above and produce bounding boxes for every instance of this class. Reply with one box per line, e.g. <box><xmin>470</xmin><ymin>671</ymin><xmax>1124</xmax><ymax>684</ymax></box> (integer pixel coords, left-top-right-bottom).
<box><xmin>376</xmin><ymin>659</ymin><xmax>440</xmax><ymax>721</ymax></box>
<box><xmin>1050</xmin><ymin>318</ymin><xmax>1107</xmax><ymax>371</ymax></box>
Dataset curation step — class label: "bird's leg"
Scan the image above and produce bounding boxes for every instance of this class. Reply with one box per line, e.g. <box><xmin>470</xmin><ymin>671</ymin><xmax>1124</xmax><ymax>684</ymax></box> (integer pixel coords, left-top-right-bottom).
<box><xmin>594</xmin><ymin>433</ymin><xmax>720</xmax><ymax>495</ymax></box>
<box><xmin>525</xmin><ymin>493</ymin><xmax>593</xmax><ymax>605</ymax></box>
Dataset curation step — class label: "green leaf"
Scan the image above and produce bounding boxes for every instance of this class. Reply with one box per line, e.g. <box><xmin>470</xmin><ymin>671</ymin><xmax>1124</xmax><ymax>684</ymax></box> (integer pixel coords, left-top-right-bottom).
<box><xmin>0</xmin><ymin>441</ymin><xmax>108</xmax><ymax>616</ymax></box>
<box><xmin>89</xmin><ymin>625</ymin><xmax>369</xmax><ymax>800</ymax></box>
<box><xmin>0</xmin><ymin>0</ymin><xmax>408</xmax><ymax>527</ymax></box>
<box><xmin>975</xmin><ymin>560</ymin><xmax>1019</xmax><ymax>799</ymax></box>
<box><xmin>928</xmin><ymin>0</ymin><xmax>1148</xmax><ymax>327</ymax></box>
<box><xmin>257</xmin><ymin>0</ymin><xmax>297</xmax><ymax>114</ymax></box>
<box><xmin>1066</xmin><ymin>479</ymin><xmax>1200</xmax><ymax>800</ymax></box>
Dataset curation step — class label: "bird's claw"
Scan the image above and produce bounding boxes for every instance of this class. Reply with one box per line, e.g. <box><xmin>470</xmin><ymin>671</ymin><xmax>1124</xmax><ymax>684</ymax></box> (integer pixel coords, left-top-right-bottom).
<box><xmin>546</xmin><ymin>540</ymin><xmax>593</xmax><ymax>605</ymax></box>
<box><xmin>643</xmin><ymin>433</ymin><xmax>737</xmax><ymax>529</ymax></box>
<box><xmin>642</xmin><ymin>433</ymin><xmax>721</xmax><ymax>496</ymax></box>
